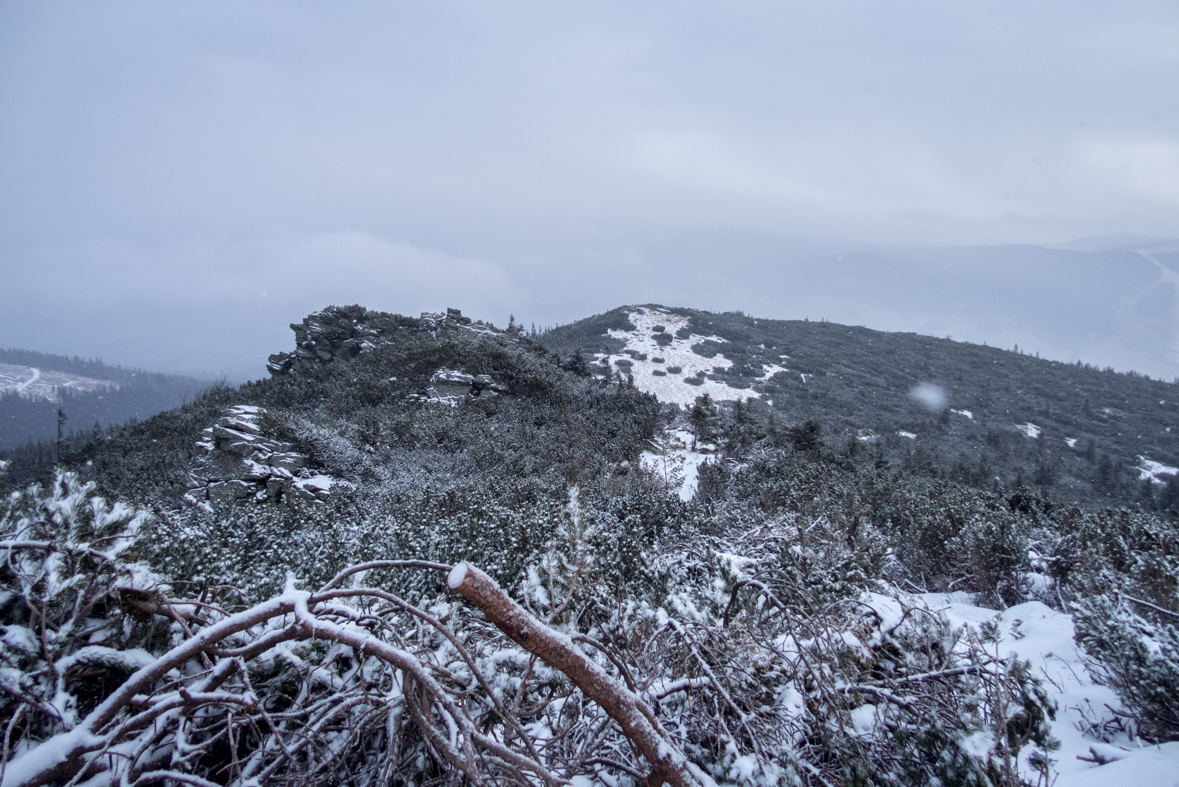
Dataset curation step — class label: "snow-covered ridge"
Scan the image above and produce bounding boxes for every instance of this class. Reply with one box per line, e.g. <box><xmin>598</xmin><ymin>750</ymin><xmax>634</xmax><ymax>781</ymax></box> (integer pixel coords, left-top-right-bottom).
<box><xmin>596</xmin><ymin>307</ymin><xmax>776</xmax><ymax>406</ymax></box>
<box><xmin>268</xmin><ymin>306</ymin><xmax>509</xmax><ymax>377</ymax></box>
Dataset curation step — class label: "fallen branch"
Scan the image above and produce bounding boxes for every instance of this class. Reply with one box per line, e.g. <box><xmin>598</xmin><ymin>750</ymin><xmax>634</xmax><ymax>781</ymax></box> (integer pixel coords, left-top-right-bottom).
<box><xmin>447</xmin><ymin>561</ymin><xmax>713</xmax><ymax>787</ymax></box>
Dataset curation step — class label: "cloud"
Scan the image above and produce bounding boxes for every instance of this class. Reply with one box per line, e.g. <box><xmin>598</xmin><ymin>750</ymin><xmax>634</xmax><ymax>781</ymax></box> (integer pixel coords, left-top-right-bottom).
<box><xmin>2</xmin><ymin>1</ymin><xmax>1178</xmax><ymax>379</ymax></box>
<box><xmin>0</xmin><ymin>232</ymin><xmax>521</xmax><ymax>379</ymax></box>
<box><xmin>1079</xmin><ymin>138</ymin><xmax>1179</xmax><ymax>206</ymax></box>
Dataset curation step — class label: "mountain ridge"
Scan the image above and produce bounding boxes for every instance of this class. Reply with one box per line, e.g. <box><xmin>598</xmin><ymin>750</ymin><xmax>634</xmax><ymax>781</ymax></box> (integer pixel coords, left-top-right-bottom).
<box><xmin>542</xmin><ymin>303</ymin><xmax>1178</xmax><ymax>507</ymax></box>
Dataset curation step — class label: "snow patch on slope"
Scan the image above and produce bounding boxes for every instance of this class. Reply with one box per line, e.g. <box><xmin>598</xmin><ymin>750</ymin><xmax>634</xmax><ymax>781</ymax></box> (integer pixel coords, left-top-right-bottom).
<box><xmin>640</xmin><ymin>428</ymin><xmax>716</xmax><ymax>501</ymax></box>
<box><xmin>1017</xmin><ymin>423</ymin><xmax>1042</xmax><ymax>439</ymax></box>
<box><xmin>1139</xmin><ymin>456</ymin><xmax>1179</xmax><ymax>485</ymax></box>
<box><xmin>596</xmin><ymin>307</ymin><xmax>759</xmax><ymax>406</ymax></box>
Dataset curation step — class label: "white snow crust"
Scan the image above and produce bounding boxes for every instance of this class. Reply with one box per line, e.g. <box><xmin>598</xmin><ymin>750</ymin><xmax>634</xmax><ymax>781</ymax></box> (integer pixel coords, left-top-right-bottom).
<box><xmin>920</xmin><ymin>594</ymin><xmax>1179</xmax><ymax>786</ymax></box>
<box><xmin>1138</xmin><ymin>456</ymin><xmax>1179</xmax><ymax>485</ymax></box>
<box><xmin>595</xmin><ymin>307</ymin><xmax>759</xmax><ymax>406</ymax></box>
<box><xmin>1017</xmin><ymin>423</ymin><xmax>1042</xmax><ymax>439</ymax></box>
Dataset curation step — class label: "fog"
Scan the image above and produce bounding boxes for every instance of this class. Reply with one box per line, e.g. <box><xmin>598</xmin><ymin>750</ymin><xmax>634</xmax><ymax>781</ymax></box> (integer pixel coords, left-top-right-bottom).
<box><xmin>1</xmin><ymin>1</ymin><xmax>1177</xmax><ymax>380</ymax></box>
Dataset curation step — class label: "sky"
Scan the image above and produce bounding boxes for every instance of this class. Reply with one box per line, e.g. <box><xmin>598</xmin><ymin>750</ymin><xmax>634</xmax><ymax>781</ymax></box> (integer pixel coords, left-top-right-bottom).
<box><xmin>1</xmin><ymin>1</ymin><xmax>1177</xmax><ymax>381</ymax></box>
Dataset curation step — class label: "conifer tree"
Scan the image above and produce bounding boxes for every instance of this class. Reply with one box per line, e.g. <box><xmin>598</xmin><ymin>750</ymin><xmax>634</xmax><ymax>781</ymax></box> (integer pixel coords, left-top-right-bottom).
<box><xmin>688</xmin><ymin>393</ymin><xmax>717</xmax><ymax>450</ymax></box>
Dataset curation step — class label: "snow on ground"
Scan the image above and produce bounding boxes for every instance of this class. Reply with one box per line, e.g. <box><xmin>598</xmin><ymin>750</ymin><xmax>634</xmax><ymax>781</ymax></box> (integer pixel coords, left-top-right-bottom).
<box><xmin>640</xmin><ymin>428</ymin><xmax>715</xmax><ymax>501</ymax></box>
<box><xmin>16</xmin><ymin>366</ymin><xmax>39</xmax><ymax>393</ymax></box>
<box><xmin>596</xmin><ymin>307</ymin><xmax>761</xmax><ymax>406</ymax></box>
<box><xmin>293</xmin><ymin>474</ymin><xmax>335</xmax><ymax>496</ymax></box>
<box><xmin>921</xmin><ymin>593</ymin><xmax>1179</xmax><ymax>786</ymax></box>
<box><xmin>1139</xmin><ymin>456</ymin><xmax>1179</xmax><ymax>485</ymax></box>
<box><xmin>0</xmin><ymin>362</ymin><xmax>118</xmax><ymax>401</ymax></box>
<box><xmin>952</xmin><ymin>408</ymin><xmax>974</xmax><ymax>420</ymax></box>
<box><xmin>1018</xmin><ymin>423</ymin><xmax>1042</xmax><ymax>439</ymax></box>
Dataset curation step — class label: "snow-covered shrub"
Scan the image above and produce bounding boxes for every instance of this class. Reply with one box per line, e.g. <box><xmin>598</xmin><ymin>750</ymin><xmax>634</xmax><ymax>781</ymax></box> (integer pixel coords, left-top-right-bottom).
<box><xmin>148</xmin><ymin>496</ymin><xmax>358</xmax><ymax>600</ymax></box>
<box><xmin>1073</xmin><ymin>593</ymin><xmax>1179</xmax><ymax>742</ymax></box>
<box><xmin>950</xmin><ymin>512</ymin><xmax>1031</xmax><ymax>609</ymax></box>
<box><xmin>569</xmin><ymin>510</ymin><xmax>1060</xmax><ymax>787</ymax></box>
<box><xmin>0</xmin><ymin>471</ymin><xmax>166</xmax><ymax>751</ymax></box>
<box><xmin>0</xmin><ymin>477</ymin><xmax>586</xmax><ymax>787</ymax></box>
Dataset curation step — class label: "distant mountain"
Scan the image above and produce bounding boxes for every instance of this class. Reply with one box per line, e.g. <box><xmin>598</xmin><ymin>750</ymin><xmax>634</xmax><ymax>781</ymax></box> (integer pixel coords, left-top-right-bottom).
<box><xmin>1052</xmin><ymin>234</ymin><xmax>1177</xmax><ymax>252</ymax></box>
<box><xmin>0</xmin><ymin>361</ymin><xmax>118</xmax><ymax>400</ymax></box>
<box><xmin>541</xmin><ymin>304</ymin><xmax>1179</xmax><ymax>507</ymax></box>
<box><xmin>0</xmin><ymin>348</ymin><xmax>213</xmax><ymax>453</ymax></box>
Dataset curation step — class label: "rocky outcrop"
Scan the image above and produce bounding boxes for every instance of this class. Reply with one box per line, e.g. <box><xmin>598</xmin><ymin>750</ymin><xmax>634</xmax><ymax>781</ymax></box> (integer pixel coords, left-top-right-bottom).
<box><xmin>185</xmin><ymin>405</ymin><xmax>337</xmax><ymax>506</ymax></box>
<box><xmin>412</xmin><ymin>368</ymin><xmax>509</xmax><ymax>406</ymax></box>
<box><xmin>267</xmin><ymin>305</ymin><xmax>403</xmax><ymax>376</ymax></box>
<box><xmin>267</xmin><ymin>305</ymin><xmax>509</xmax><ymax>376</ymax></box>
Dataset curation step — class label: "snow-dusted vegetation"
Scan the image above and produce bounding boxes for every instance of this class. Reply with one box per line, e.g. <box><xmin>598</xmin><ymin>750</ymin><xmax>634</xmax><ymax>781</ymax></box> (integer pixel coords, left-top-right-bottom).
<box><xmin>2</xmin><ymin>305</ymin><xmax>1178</xmax><ymax>786</ymax></box>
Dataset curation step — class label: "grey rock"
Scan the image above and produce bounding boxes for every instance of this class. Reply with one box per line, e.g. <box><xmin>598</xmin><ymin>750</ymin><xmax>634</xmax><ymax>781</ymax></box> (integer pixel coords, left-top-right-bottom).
<box><xmin>269</xmin><ymin>452</ymin><xmax>307</xmax><ymax>471</ymax></box>
<box><xmin>187</xmin><ymin>406</ymin><xmax>326</xmax><ymax>508</ymax></box>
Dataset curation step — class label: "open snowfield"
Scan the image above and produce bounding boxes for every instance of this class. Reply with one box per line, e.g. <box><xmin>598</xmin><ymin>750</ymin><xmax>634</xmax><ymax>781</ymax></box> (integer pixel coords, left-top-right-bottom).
<box><xmin>596</xmin><ymin>307</ymin><xmax>779</xmax><ymax>407</ymax></box>
<box><xmin>922</xmin><ymin>593</ymin><xmax>1179</xmax><ymax>786</ymax></box>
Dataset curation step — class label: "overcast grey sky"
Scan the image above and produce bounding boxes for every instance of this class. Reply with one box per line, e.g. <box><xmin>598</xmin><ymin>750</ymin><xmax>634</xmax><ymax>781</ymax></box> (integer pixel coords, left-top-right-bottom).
<box><xmin>1</xmin><ymin>1</ymin><xmax>1177</xmax><ymax>380</ymax></box>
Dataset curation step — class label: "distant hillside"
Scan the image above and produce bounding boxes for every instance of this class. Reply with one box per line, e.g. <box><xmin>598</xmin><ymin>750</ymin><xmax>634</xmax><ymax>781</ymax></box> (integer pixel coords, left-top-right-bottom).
<box><xmin>540</xmin><ymin>304</ymin><xmax>1178</xmax><ymax>508</ymax></box>
<box><xmin>0</xmin><ymin>348</ymin><xmax>213</xmax><ymax>453</ymax></box>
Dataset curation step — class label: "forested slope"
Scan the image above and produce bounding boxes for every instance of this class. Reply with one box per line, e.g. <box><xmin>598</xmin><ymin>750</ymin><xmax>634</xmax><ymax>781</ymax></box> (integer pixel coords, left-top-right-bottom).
<box><xmin>0</xmin><ymin>347</ymin><xmax>212</xmax><ymax>452</ymax></box>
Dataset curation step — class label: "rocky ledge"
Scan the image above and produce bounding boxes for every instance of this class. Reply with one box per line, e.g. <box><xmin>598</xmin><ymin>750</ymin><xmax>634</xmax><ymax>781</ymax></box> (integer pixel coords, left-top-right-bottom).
<box><xmin>184</xmin><ymin>405</ymin><xmax>337</xmax><ymax>507</ymax></box>
<box><xmin>267</xmin><ymin>305</ymin><xmax>509</xmax><ymax>376</ymax></box>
